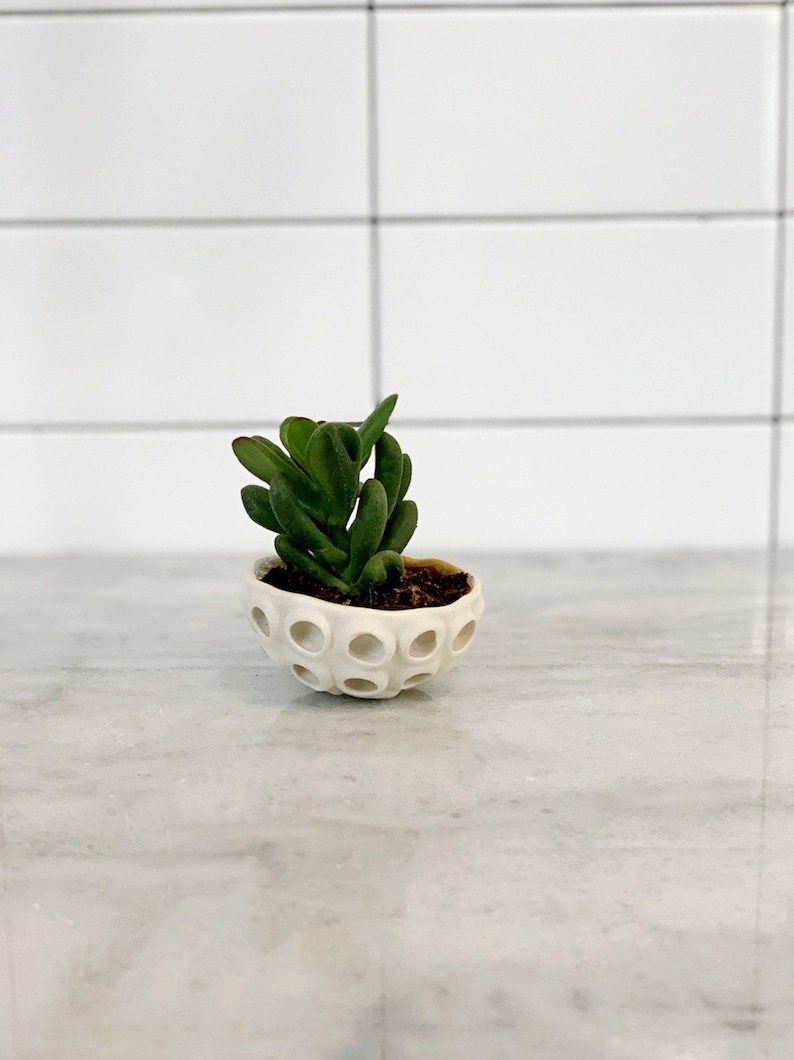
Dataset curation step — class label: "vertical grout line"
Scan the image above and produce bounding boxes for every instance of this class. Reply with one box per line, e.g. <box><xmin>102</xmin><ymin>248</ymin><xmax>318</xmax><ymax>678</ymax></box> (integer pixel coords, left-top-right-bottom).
<box><xmin>768</xmin><ymin>0</ymin><xmax>788</xmax><ymax>583</ymax></box>
<box><xmin>0</xmin><ymin>759</ymin><xmax>18</xmax><ymax>1060</ymax></box>
<box><xmin>367</xmin><ymin>5</ymin><xmax>383</xmax><ymax>407</ymax></box>
<box><xmin>753</xmin><ymin>0</ymin><xmax>788</xmax><ymax>1009</ymax></box>
<box><xmin>367</xmin><ymin>5</ymin><xmax>386</xmax><ymax>1054</ymax></box>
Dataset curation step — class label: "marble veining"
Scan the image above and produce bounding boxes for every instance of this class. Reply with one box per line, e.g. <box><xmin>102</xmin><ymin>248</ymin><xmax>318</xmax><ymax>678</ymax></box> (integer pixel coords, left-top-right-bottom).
<box><xmin>0</xmin><ymin>552</ymin><xmax>792</xmax><ymax>1058</ymax></box>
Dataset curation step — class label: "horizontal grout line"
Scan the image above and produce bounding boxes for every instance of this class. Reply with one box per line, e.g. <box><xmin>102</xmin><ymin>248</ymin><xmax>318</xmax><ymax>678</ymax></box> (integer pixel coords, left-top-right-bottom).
<box><xmin>0</xmin><ymin>216</ymin><xmax>368</xmax><ymax>228</ymax></box>
<box><xmin>0</xmin><ymin>421</ymin><xmax>278</xmax><ymax>433</ymax></box>
<box><xmin>0</xmin><ymin>415</ymin><xmax>787</xmax><ymax>434</ymax></box>
<box><xmin>398</xmin><ymin>414</ymin><xmax>784</xmax><ymax>427</ymax></box>
<box><xmin>0</xmin><ymin>4</ymin><xmax>364</xmax><ymax>15</ymax></box>
<box><xmin>382</xmin><ymin>210</ymin><xmax>779</xmax><ymax>224</ymax></box>
<box><xmin>379</xmin><ymin>0</ymin><xmax>783</xmax><ymax>6</ymax></box>
<box><xmin>0</xmin><ymin>1</ymin><xmax>782</xmax><ymax>16</ymax></box>
<box><xmin>0</xmin><ymin>211</ymin><xmax>779</xmax><ymax>228</ymax></box>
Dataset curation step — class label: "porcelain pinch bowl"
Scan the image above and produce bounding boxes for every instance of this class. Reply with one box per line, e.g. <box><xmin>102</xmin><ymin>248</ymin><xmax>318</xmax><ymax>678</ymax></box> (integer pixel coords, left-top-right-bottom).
<box><xmin>246</xmin><ymin>555</ymin><xmax>484</xmax><ymax>699</ymax></box>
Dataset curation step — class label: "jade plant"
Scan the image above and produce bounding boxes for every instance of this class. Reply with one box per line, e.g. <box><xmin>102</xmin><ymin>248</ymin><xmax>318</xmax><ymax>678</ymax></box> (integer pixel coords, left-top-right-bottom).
<box><xmin>233</xmin><ymin>394</ymin><xmax>417</xmax><ymax>597</ymax></box>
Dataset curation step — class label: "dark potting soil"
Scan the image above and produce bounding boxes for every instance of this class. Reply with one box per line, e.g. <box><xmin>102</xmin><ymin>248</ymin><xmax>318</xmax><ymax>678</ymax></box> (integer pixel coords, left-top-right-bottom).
<box><xmin>262</xmin><ymin>563</ymin><xmax>471</xmax><ymax>610</ymax></box>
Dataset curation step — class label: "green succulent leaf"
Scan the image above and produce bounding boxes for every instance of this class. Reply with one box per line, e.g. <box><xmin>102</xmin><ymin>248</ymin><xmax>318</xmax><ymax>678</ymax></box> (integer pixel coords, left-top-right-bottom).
<box><xmin>351</xmin><ymin>550</ymin><xmax>404</xmax><ymax>597</ymax></box>
<box><xmin>235</xmin><ymin>395</ymin><xmax>417</xmax><ymax>600</ymax></box>
<box><xmin>380</xmin><ymin>499</ymin><xmax>418</xmax><ymax>555</ymax></box>
<box><xmin>279</xmin><ymin>416</ymin><xmax>317</xmax><ymax>472</ymax></box>
<box><xmin>374</xmin><ymin>432</ymin><xmax>403</xmax><ymax>516</ymax></box>
<box><xmin>396</xmin><ymin>453</ymin><xmax>412</xmax><ymax>507</ymax></box>
<box><xmin>274</xmin><ymin>535</ymin><xmax>348</xmax><ymax>592</ymax></box>
<box><xmin>250</xmin><ymin>435</ymin><xmax>323</xmax><ymax>514</ymax></box>
<box><xmin>357</xmin><ymin>393</ymin><xmax>398</xmax><ymax>468</ymax></box>
<box><xmin>336</xmin><ymin>423</ymin><xmax>362</xmax><ymax>468</ymax></box>
<box><xmin>269</xmin><ymin>475</ymin><xmax>347</xmax><ymax>572</ymax></box>
<box><xmin>240</xmin><ymin>484</ymin><xmax>282</xmax><ymax>533</ymax></box>
<box><xmin>232</xmin><ymin>436</ymin><xmax>278</xmax><ymax>484</ymax></box>
<box><xmin>346</xmin><ymin>478</ymin><xmax>388</xmax><ymax>583</ymax></box>
<box><xmin>306</xmin><ymin>423</ymin><xmax>358</xmax><ymax>528</ymax></box>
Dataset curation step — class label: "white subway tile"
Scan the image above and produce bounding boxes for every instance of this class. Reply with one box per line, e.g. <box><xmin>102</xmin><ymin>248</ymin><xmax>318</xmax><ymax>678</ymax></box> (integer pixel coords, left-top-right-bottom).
<box><xmin>782</xmin><ymin>220</ymin><xmax>794</xmax><ymax>416</ymax></box>
<box><xmin>0</xmin><ymin>226</ymin><xmax>371</xmax><ymax>424</ymax></box>
<box><xmin>397</xmin><ymin>425</ymin><xmax>771</xmax><ymax>552</ymax></box>
<box><xmin>787</xmin><ymin>12</ymin><xmax>794</xmax><ymax>213</ymax></box>
<box><xmin>378</xmin><ymin>9</ymin><xmax>779</xmax><ymax>216</ymax></box>
<box><xmin>0</xmin><ymin>425</ymin><xmax>770</xmax><ymax>552</ymax></box>
<box><xmin>0</xmin><ymin>13</ymin><xmax>367</xmax><ymax>219</ymax></box>
<box><xmin>0</xmin><ymin>429</ymin><xmax>271</xmax><ymax>553</ymax></box>
<box><xmin>779</xmin><ymin>425</ymin><xmax>794</xmax><ymax>548</ymax></box>
<box><xmin>381</xmin><ymin>220</ymin><xmax>776</xmax><ymax>419</ymax></box>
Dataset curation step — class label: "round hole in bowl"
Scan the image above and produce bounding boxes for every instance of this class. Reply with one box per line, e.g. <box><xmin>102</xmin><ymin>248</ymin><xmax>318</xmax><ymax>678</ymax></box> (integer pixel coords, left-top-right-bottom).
<box><xmin>293</xmin><ymin>664</ymin><xmax>322</xmax><ymax>689</ymax></box>
<box><xmin>409</xmin><ymin>630</ymin><xmax>437</xmax><ymax>659</ymax></box>
<box><xmin>453</xmin><ymin>619</ymin><xmax>477</xmax><ymax>651</ymax></box>
<box><xmin>344</xmin><ymin>678</ymin><xmax>378</xmax><ymax>694</ymax></box>
<box><xmin>251</xmin><ymin>607</ymin><xmax>270</xmax><ymax>637</ymax></box>
<box><xmin>348</xmin><ymin>633</ymin><xmax>386</xmax><ymax>664</ymax></box>
<box><xmin>289</xmin><ymin>620</ymin><xmax>324</xmax><ymax>653</ymax></box>
<box><xmin>404</xmin><ymin>672</ymin><xmax>433</xmax><ymax>688</ymax></box>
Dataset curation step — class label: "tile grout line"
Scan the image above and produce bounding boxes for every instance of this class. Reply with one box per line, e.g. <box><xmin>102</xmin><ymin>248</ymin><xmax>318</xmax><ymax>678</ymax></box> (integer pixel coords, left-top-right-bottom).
<box><xmin>753</xmin><ymin>0</ymin><xmax>788</xmax><ymax>1011</ymax></box>
<box><xmin>0</xmin><ymin>211</ymin><xmax>781</xmax><ymax>228</ymax></box>
<box><xmin>0</xmin><ymin>415</ymin><xmax>787</xmax><ymax>434</ymax></box>
<box><xmin>0</xmin><ymin>1</ymin><xmax>784</xmax><ymax>17</ymax></box>
<box><xmin>0</xmin><ymin>758</ymin><xmax>19</xmax><ymax>1060</ymax></box>
<box><xmin>368</xmin><ymin>9</ymin><xmax>388</xmax><ymax>1055</ymax></box>
<box><xmin>367</xmin><ymin>3</ymin><xmax>383</xmax><ymax>407</ymax></box>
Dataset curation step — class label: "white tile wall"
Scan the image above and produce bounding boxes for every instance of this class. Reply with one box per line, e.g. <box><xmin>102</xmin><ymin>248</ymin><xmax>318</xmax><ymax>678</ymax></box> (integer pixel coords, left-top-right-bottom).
<box><xmin>781</xmin><ymin>426</ymin><xmax>794</xmax><ymax>549</ymax></box>
<box><xmin>0</xmin><ymin>13</ymin><xmax>368</xmax><ymax>219</ymax></box>
<box><xmin>400</xmin><ymin>425</ymin><xmax>772</xmax><ymax>552</ymax></box>
<box><xmin>0</xmin><ymin>429</ymin><xmax>268</xmax><ymax>554</ymax></box>
<box><xmin>0</xmin><ymin>425</ymin><xmax>771</xmax><ymax>553</ymax></box>
<box><xmin>782</xmin><ymin>219</ymin><xmax>794</xmax><ymax>415</ymax></box>
<box><xmin>381</xmin><ymin>219</ymin><xmax>776</xmax><ymax>419</ymax></box>
<box><xmin>377</xmin><ymin>9</ymin><xmax>779</xmax><ymax>216</ymax></box>
<box><xmin>0</xmin><ymin>225</ymin><xmax>371</xmax><ymax>423</ymax></box>
<box><xmin>0</xmin><ymin>3</ymin><xmax>789</xmax><ymax>553</ymax></box>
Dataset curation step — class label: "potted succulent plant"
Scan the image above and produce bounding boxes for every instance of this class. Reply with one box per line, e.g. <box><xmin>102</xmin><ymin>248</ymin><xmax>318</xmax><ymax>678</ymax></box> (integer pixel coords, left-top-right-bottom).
<box><xmin>233</xmin><ymin>395</ymin><xmax>483</xmax><ymax>699</ymax></box>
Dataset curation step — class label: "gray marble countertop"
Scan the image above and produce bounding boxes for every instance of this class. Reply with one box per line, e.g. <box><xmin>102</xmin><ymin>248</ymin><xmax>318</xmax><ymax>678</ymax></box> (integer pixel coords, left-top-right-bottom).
<box><xmin>1</xmin><ymin>552</ymin><xmax>792</xmax><ymax>1059</ymax></box>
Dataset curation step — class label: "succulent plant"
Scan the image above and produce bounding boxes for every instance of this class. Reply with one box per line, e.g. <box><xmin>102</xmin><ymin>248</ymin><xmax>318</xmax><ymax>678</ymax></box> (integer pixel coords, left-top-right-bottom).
<box><xmin>232</xmin><ymin>394</ymin><xmax>418</xmax><ymax>598</ymax></box>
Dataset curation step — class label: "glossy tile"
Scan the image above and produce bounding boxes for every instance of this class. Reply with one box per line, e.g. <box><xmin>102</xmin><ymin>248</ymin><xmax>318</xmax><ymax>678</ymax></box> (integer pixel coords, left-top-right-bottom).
<box><xmin>381</xmin><ymin>219</ymin><xmax>776</xmax><ymax>418</ymax></box>
<box><xmin>0</xmin><ymin>551</ymin><xmax>786</xmax><ymax>1058</ymax></box>
<box><xmin>779</xmin><ymin>424</ymin><xmax>794</xmax><ymax>548</ymax></box>
<box><xmin>394</xmin><ymin>424</ymin><xmax>771</xmax><ymax>551</ymax></box>
<box><xmin>0</xmin><ymin>550</ymin><xmax>768</xmax><ymax>669</ymax></box>
<box><xmin>756</xmin><ymin>538</ymin><xmax>794</xmax><ymax>1048</ymax></box>
<box><xmin>385</xmin><ymin>847</ymin><xmax>763</xmax><ymax>1060</ymax></box>
<box><xmin>0</xmin><ymin>663</ymin><xmax>768</xmax><ymax>858</ymax></box>
<box><xmin>0</xmin><ymin>13</ymin><xmax>368</xmax><ymax>218</ymax></box>
<box><xmin>377</xmin><ymin>9</ymin><xmax>779</xmax><ymax>215</ymax></box>
<box><xmin>782</xmin><ymin>222</ymin><xmax>794</xmax><ymax>416</ymax></box>
<box><xmin>756</xmin><ymin>688</ymin><xmax>794</xmax><ymax>1048</ymax></box>
<box><xmin>786</xmin><ymin>11</ymin><xmax>794</xmax><ymax>215</ymax></box>
<box><xmin>4</xmin><ymin>856</ymin><xmax>386</xmax><ymax>1060</ymax></box>
<box><xmin>0</xmin><ymin>225</ymin><xmax>370</xmax><ymax>424</ymax></box>
<box><xmin>0</xmin><ymin>424</ymin><xmax>772</xmax><ymax>552</ymax></box>
<box><xmin>0</xmin><ymin>429</ymin><xmax>273</xmax><ymax>553</ymax></box>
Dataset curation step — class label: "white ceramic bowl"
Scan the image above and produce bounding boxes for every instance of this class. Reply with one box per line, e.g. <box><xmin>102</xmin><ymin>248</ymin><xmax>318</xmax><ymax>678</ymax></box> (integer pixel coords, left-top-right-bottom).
<box><xmin>246</xmin><ymin>556</ymin><xmax>484</xmax><ymax>699</ymax></box>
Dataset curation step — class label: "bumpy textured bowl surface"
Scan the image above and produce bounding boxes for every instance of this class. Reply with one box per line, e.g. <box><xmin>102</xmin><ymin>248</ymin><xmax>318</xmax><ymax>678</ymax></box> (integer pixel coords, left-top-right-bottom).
<box><xmin>246</xmin><ymin>556</ymin><xmax>484</xmax><ymax>699</ymax></box>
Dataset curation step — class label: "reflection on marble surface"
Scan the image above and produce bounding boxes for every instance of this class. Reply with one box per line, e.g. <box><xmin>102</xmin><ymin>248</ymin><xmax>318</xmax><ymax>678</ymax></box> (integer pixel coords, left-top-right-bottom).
<box><xmin>0</xmin><ymin>553</ymin><xmax>791</xmax><ymax>1058</ymax></box>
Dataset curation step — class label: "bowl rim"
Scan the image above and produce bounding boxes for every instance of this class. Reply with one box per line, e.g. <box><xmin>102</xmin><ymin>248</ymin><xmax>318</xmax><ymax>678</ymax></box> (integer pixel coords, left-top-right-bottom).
<box><xmin>249</xmin><ymin>555</ymin><xmax>481</xmax><ymax>618</ymax></box>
